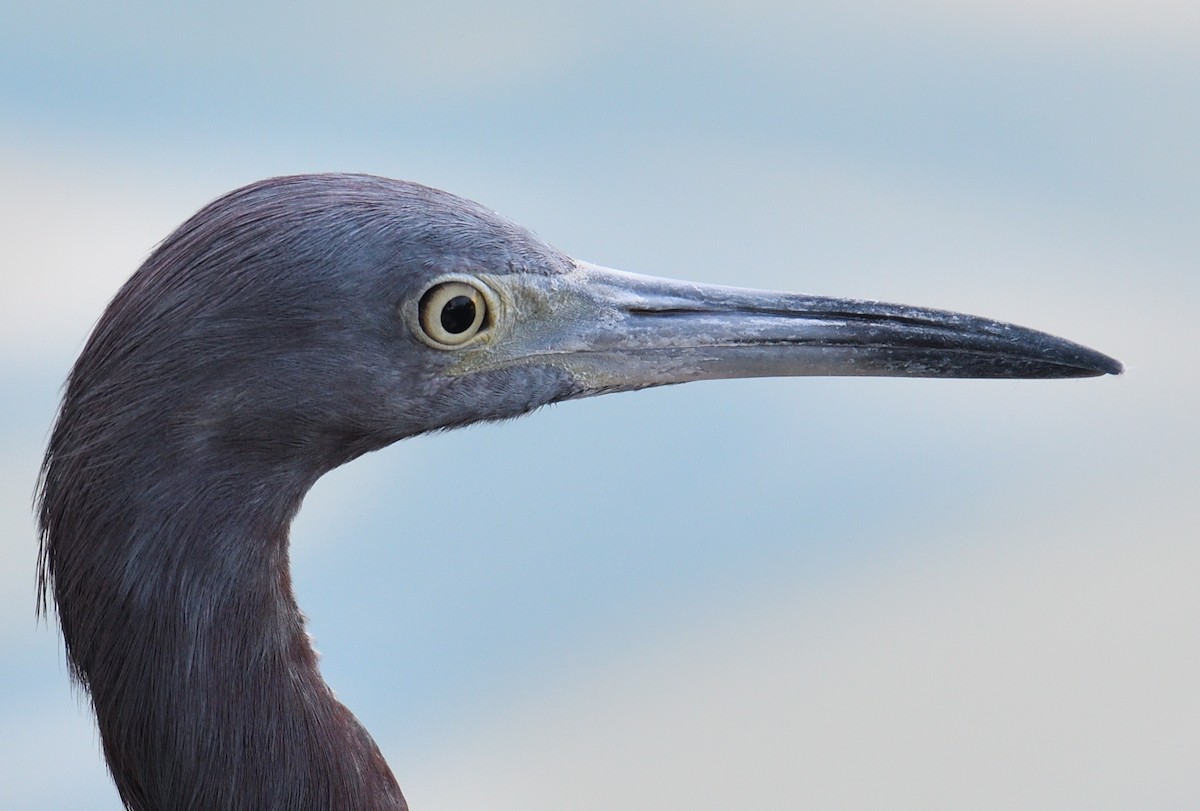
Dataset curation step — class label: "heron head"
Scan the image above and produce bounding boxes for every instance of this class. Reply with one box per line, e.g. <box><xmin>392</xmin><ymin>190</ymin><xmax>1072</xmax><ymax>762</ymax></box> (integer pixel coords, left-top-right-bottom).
<box><xmin>72</xmin><ymin>173</ymin><xmax>1119</xmax><ymax>479</ymax></box>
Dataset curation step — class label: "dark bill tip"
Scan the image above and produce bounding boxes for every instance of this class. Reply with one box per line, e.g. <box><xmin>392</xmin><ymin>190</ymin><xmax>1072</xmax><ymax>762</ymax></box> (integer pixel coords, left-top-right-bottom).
<box><xmin>842</xmin><ymin>342</ymin><xmax>1123</xmax><ymax>380</ymax></box>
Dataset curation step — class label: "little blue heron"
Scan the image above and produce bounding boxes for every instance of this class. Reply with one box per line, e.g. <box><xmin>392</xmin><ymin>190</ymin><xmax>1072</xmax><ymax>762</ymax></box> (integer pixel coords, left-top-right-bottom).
<box><xmin>37</xmin><ymin>174</ymin><xmax>1121</xmax><ymax>810</ymax></box>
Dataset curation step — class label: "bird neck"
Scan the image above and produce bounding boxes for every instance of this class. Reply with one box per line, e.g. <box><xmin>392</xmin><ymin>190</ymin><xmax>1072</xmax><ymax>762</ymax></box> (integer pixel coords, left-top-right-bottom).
<box><xmin>46</xmin><ymin>454</ymin><xmax>407</xmax><ymax>811</ymax></box>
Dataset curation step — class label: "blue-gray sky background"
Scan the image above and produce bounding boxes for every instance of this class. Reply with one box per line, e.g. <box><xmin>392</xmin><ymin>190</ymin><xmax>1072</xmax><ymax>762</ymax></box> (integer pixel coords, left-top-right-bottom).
<box><xmin>2</xmin><ymin>2</ymin><xmax>1196</xmax><ymax>808</ymax></box>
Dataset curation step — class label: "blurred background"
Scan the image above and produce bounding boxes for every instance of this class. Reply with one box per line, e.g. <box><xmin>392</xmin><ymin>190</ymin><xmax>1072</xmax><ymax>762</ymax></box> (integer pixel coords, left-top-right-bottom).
<box><xmin>1</xmin><ymin>1</ymin><xmax>1196</xmax><ymax>808</ymax></box>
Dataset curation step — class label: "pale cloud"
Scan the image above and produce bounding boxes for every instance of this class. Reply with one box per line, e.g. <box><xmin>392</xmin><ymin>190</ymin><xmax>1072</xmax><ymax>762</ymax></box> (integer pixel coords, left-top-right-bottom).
<box><xmin>407</xmin><ymin>489</ymin><xmax>1199</xmax><ymax>810</ymax></box>
<box><xmin>903</xmin><ymin>0</ymin><xmax>1198</xmax><ymax>51</ymax></box>
<box><xmin>0</xmin><ymin>149</ymin><xmax>208</xmax><ymax>363</ymax></box>
<box><xmin>681</xmin><ymin>0</ymin><xmax>1199</xmax><ymax>56</ymax></box>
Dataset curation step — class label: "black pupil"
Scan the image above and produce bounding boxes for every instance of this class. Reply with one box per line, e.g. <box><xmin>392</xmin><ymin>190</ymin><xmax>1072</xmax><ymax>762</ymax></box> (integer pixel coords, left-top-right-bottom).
<box><xmin>440</xmin><ymin>295</ymin><xmax>477</xmax><ymax>334</ymax></box>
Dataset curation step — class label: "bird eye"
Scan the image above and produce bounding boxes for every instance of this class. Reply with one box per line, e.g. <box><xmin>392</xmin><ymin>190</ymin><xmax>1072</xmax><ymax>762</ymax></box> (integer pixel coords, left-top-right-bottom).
<box><xmin>417</xmin><ymin>281</ymin><xmax>489</xmax><ymax>347</ymax></box>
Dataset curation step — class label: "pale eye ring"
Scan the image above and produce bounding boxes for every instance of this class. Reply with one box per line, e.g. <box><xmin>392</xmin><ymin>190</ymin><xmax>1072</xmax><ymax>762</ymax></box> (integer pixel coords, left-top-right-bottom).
<box><xmin>417</xmin><ymin>281</ymin><xmax>489</xmax><ymax>347</ymax></box>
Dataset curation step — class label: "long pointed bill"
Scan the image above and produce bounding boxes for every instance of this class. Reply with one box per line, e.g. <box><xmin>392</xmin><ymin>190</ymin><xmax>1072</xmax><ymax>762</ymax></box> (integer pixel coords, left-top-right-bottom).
<box><xmin>455</xmin><ymin>262</ymin><xmax>1122</xmax><ymax>393</ymax></box>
